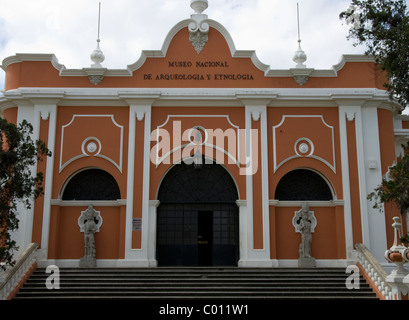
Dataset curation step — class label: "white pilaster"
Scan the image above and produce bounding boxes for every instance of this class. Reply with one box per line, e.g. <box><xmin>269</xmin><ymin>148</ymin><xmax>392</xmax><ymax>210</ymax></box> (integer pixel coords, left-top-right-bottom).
<box><xmin>123</xmin><ymin>104</ymin><xmax>152</xmax><ymax>266</ymax></box>
<box><xmin>38</xmin><ymin>104</ymin><xmax>57</xmax><ymax>261</ymax></box>
<box><xmin>236</xmin><ymin>200</ymin><xmax>248</xmax><ymax>267</ymax></box>
<box><xmin>241</xmin><ymin>105</ymin><xmax>272</xmax><ymax>267</ymax></box>
<box><xmin>141</xmin><ymin>105</ymin><xmax>152</xmax><ymax>262</ymax></box>
<box><xmin>361</xmin><ymin>105</ymin><xmax>388</xmax><ymax>262</ymax></box>
<box><xmin>11</xmin><ymin>105</ymin><xmax>37</xmax><ymax>252</ymax></box>
<box><xmin>338</xmin><ymin>106</ymin><xmax>356</xmax><ymax>260</ymax></box>
<box><xmin>147</xmin><ymin>200</ymin><xmax>160</xmax><ymax>267</ymax></box>
<box><xmin>354</xmin><ymin>106</ymin><xmax>371</xmax><ymax>247</ymax></box>
<box><xmin>124</xmin><ymin>106</ymin><xmax>137</xmax><ymax>261</ymax></box>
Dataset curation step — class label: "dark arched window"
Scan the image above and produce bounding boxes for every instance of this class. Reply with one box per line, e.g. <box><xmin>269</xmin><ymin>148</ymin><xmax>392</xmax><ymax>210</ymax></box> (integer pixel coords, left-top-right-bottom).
<box><xmin>158</xmin><ymin>162</ymin><xmax>238</xmax><ymax>203</ymax></box>
<box><xmin>62</xmin><ymin>169</ymin><xmax>120</xmax><ymax>200</ymax></box>
<box><xmin>275</xmin><ymin>169</ymin><xmax>333</xmax><ymax>201</ymax></box>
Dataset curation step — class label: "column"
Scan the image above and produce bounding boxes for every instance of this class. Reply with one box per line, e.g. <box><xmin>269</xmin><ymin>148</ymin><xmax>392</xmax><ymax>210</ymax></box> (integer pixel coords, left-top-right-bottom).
<box><xmin>11</xmin><ymin>103</ymin><xmax>57</xmax><ymax>258</ymax></box>
<box><xmin>38</xmin><ymin>104</ymin><xmax>57</xmax><ymax>263</ymax></box>
<box><xmin>123</xmin><ymin>103</ymin><xmax>152</xmax><ymax>267</ymax></box>
<box><xmin>11</xmin><ymin>105</ymin><xmax>36</xmax><ymax>252</ymax></box>
<box><xmin>147</xmin><ymin>200</ymin><xmax>160</xmax><ymax>267</ymax></box>
<box><xmin>361</xmin><ymin>104</ymin><xmax>388</xmax><ymax>262</ymax></box>
<box><xmin>338</xmin><ymin>105</ymin><xmax>357</xmax><ymax>261</ymax></box>
<box><xmin>236</xmin><ymin>200</ymin><xmax>248</xmax><ymax>267</ymax></box>
<box><xmin>242</xmin><ymin>104</ymin><xmax>272</xmax><ymax>267</ymax></box>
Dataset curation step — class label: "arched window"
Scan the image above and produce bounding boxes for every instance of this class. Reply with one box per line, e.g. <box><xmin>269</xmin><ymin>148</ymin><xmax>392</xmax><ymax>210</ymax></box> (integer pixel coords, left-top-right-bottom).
<box><xmin>275</xmin><ymin>169</ymin><xmax>333</xmax><ymax>201</ymax></box>
<box><xmin>62</xmin><ymin>169</ymin><xmax>120</xmax><ymax>201</ymax></box>
<box><xmin>158</xmin><ymin>162</ymin><xmax>238</xmax><ymax>203</ymax></box>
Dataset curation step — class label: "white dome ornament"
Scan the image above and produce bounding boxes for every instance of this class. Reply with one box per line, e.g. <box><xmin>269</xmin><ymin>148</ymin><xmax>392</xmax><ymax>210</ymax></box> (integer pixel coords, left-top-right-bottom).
<box><xmin>91</xmin><ymin>2</ymin><xmax>105</xmax><ymax>68</ymax></box>
<box><xmin>87</xmin><ymin>2</ymin><xmax>106</xmax><ymax>86</ymax></box>
<box><xmin>291</xmin><ymin>3</ymin><xmax>311</xmax><ymax>86</ymax></box>
<box><xmin>293</xmin><ymin>39</ymin><xmax>307</xmax><ymax>69</ymax></box>
<box><xmin>293</xmin><ymin>3</ymin><xmax>307</xmax><ymax>69</ymax></box>
<box><xmin>91</xmin><ymin>39</ymin><xmax>105</xmax><ymax>68</ymax></box>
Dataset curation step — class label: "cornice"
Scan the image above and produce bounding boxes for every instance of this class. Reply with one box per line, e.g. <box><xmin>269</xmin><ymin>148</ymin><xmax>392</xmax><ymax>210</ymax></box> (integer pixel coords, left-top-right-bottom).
<box><xmin>0</xmin><ymin>87</ymin><xmax>394</xmax><ymax>109</ymax></box>
<box><xmin>1</xmin><ymin>53</ymin><xmax>66</xmax><ymax>74</ymax></box>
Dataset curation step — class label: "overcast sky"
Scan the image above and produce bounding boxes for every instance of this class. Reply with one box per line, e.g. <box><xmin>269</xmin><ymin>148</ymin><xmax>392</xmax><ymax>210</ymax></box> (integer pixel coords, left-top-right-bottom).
<box><xmin>0</xmin><ymin>0</ymin><xmax>367</xmax><ymax>93</ymax></box>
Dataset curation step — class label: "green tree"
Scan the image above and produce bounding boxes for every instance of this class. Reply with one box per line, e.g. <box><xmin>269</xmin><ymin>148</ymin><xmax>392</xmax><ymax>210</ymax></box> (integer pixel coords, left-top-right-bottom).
<box><xmin>367</xmin><ymin>142</ymin><xmax>409</xmax><ymax>244</ymax></box>
<box><xmin>0</xmin><ymin>118</ymin><xmax>51</xmax><ymax>270</ymax></box>
<box><xmin>340</xmin><ymin>0</ymin><xmax>409</xmax><ymax>110</ymax></box>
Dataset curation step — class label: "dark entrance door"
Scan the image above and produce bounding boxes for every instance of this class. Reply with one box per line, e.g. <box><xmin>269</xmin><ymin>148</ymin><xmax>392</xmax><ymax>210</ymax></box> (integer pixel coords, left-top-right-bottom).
<box><xmin>198</xmin><ymin>211</ymin><xmax>213</xmax><ymax>266</ymax></box>
<box><xmin>156</xmin><ymin>163</ymin><xmax>239</xmax><ymax>267</ymax></box>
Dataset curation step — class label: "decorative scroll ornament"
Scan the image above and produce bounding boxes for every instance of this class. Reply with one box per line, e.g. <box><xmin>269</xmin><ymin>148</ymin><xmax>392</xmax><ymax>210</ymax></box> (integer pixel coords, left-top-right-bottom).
<box><xmin>294</xmin><ymin>75</ymin><xmax>309</xmax><ymax>86</ymax></box>
<box><xmin>88</xmin><ymin>74</ymin><xmax>104</xmax><ymax>86</ymax></box>
<box><xmin>189</xmin><ymin>0</ymin><xmax>210</xmax><ymax>54</ymax></box>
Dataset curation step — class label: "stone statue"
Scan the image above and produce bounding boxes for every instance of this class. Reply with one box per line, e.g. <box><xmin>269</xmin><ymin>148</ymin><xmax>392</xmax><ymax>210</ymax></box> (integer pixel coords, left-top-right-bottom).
<box><xmin>299</xmin><ymin>208</ymin><xmax>313</xmax><ymax>258</ymax></box>
<box><xmin>295</xmin><ymin>203</ymin><xmax>316</xmax><ymax>268</ymax></box>
<box><xmin>79</xmin><ymin>205</ymin><xmax>99</xmax><ymax>267</ymax></box>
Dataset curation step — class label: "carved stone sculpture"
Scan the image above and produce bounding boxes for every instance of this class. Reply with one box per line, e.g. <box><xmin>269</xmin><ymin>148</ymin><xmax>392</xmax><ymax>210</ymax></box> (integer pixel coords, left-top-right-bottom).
<box><xmin>294</xmin><ymin>203</ymin><xmax>316</xmax><ymax>268</ymax></box>
<box><xmin>79</xmin><ymin>205</ymin><xmax>100</xmax><ymax>267</ymax></box>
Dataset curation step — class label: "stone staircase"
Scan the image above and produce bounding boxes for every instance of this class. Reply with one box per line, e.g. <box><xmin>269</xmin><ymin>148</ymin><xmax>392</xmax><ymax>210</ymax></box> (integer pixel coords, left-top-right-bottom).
<box><xmin>13</xmin><ymin>267</ymin><xmax>378</xmax><ymax>300</ymax></box>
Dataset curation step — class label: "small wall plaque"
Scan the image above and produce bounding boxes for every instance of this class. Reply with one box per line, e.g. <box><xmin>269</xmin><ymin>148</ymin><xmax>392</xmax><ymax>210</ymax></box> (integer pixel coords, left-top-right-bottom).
<box><xmin>132</xmin><ymin>218</ymin><xmax>142</xmax><ymax>231</ymax></box>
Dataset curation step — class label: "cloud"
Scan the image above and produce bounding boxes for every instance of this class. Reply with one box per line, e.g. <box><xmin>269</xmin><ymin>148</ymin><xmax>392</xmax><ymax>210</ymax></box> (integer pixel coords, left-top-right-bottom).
<box><xmin>0</xmin><ymin>0</ymin><xmax>365</xmax><ymax>95</ymax></box>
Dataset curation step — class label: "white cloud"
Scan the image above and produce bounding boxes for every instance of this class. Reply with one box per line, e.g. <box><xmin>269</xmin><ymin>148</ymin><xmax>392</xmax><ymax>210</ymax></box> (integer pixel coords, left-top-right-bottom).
<box><xmin>0</xmin><ymin>0</ymin><xmax>365</xmax><ymax>94</ymax></box>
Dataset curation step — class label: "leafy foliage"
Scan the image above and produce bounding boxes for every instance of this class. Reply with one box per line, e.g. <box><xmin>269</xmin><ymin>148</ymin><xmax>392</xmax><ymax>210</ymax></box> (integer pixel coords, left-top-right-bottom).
<box><xmin>367</xmin><ymin>143</ymin><xmax>409</xmax><ymax>213</ymax></box>
<box><xmin>0</xmin><ymin>118</ymin><xmax>51</xmax><ymax>270</ymax></box>
<box><xmin>368</xmin><ymin>142</ymin><xmax>409</xmax><ymax>244</ymax></box>
<box><xmin>340</xmin><ymin>0</ymin><xmax>409</xmax><ymax>110</ymax></box>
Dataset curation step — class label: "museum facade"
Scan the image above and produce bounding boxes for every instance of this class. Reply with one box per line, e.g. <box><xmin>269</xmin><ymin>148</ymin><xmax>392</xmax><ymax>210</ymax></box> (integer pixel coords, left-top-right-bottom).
<box><xmin>0</xmin><ymin>1</ymin><xmax>406</xmax><ymax>269</ymax></box>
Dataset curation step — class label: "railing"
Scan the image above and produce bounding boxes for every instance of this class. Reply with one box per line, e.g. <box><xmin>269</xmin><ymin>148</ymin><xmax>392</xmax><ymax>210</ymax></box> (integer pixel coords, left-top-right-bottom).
<box><xmin>355</xmin><ymin>243</ymin><xmax>393</xmax><ymax>300</ymax></box>
<box><xmin>0</xmin><ymin>243</ymin><xmax>39</xmax><ymax>300</ymax></box>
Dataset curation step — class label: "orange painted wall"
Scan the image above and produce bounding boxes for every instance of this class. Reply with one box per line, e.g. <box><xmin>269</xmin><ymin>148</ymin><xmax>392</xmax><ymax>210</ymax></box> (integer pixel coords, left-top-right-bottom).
<box><xmin>2</xmin><ymin>107</ymin><xmax>18</xmax><ymax>124</ymax></box>
<box><xmin>4</xmin><ymin>28</ymin><xmax>386</xmax><ymax>91</ymax></box>
<box><xmin>252</xmin><ymin>118</ymin><xmax>263</xmax><ymax>249</ymax></box>
<box><xmin>132</xmin><ymin>115</ymin><xmax>145</xmax><ymax>249</ymax></box>
<box><xmin>51</xmin><ymin>106</ymin><xmax>129</xmax><ymax>199</ymax></box>
<box><xmin>267</xmin><ymin>107</ymin><xmax>342</xmax><ymax>200</ymax></box>
<box><xmin>267</xmin><ymin>106</ymin><xmax>346</xmax><ymax>259</ymax></box>
<box><xmin>346</xmin><ymin>117</ymin><xmax>363</xmax><ymax>244</ymax></box>
<box><xmin>272</xmin><ymin>206</ymin><xmax>346</xmax><ymax>259</ymax></box>
<box><xmin>48</xmin><ymin>205</ymin><xmax>125</xmax><ymax>259</ymax></box>
<box><xmin>149</xmin><ymin>107</ymin><xmax>246</xmax><ymax>201</ymax></box>
<box><xmin>45</xmin><ymin>106</ymin><xmax>129</xmax><ymax>259</ymax></box>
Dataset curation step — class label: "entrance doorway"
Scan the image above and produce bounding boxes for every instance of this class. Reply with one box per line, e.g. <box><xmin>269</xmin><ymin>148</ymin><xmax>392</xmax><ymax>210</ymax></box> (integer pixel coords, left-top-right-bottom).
<box><xmin>198</xmin><ymin>211</ymin><xmax>213</xmax><ymax>266</ymax></box>
<box><xmin>156</xmin><ymin>163</ymin><xmax>239</xmax><ymax>267</ymax></box>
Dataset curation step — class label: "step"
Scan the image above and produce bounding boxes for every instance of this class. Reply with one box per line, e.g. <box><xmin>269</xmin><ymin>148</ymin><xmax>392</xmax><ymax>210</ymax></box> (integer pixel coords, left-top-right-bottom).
<box><xmin>13</xmin><ymin>267</ymin><xmax>379</xmax><ymax>300</ymax></box>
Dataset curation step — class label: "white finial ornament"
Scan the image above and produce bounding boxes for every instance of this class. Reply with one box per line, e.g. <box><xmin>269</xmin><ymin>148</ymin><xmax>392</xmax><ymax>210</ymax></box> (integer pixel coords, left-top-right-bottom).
<box><xmin>91</xmin><ymin>39</ymin><xmax>105</xmax><ymax>68</ymax></box>
<box><xmin>190</xmin><ymin>0</ymin><xmax>208</xmax><ymax>14</ymax></box>
<box><xmin>91</xmin><ymin>2</ymin><xmax>105</xmax><ymax>68</ymax></box>
<box><xmin>293</xmin><ymin>3</ymin><xmax>307</xmax><ymax>68</ymax></box>
<box><xmin>189</xmin><ymin>0</ymin><xmax>210</xmax><ymax>54</ymax></box>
